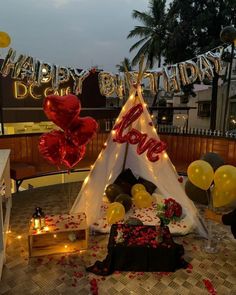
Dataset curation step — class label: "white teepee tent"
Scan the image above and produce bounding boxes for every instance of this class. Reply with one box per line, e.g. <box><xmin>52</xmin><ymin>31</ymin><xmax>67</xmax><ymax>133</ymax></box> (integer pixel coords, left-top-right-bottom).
<box><xmin>70</xmin><ymin>85</ymin><xmax>208</xmax><ymax>238</ymax></box>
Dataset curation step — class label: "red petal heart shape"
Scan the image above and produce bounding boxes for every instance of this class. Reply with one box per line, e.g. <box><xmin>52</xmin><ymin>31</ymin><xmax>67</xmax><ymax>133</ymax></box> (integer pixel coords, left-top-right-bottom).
<box><xmin>38</xmin><ymin>130</ymin><xmax>65</xmax><ymax>167</ymax></box>
<box><xmin>43</xmin><ymin>94</ymin><xmax>81</xmax><ymax>130</ymax></box>
<box><xmin>68</xmin><ymin>115</ymin><xmax>98</xmax><ymax>146</ymax></box>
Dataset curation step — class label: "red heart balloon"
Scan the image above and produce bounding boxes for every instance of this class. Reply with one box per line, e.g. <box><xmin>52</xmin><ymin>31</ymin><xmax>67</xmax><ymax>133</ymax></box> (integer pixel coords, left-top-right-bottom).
<box><xmin>38</xmin><ymin>130</ymin><xmax>65</xmax><ymax>167</ymax></box>
<box><xmin>43</xmin><ymin>94</ymin><xmax>81</xmax><ymax>130</ymax></box>
<box><xmin>68</xmin><ymin>115</ymin><xmax>98</xmax><ymax>146</ymax></box>
<box><xmin>61</xmin><ymin>141</ymin><xmax>86</xmax><ymax>169</ymax></box>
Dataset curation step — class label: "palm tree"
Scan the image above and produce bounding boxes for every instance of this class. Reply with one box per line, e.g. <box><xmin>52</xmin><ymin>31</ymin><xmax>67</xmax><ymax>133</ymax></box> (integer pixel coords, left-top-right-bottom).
<box><xmin>116</xmin><ymin>57</ymin><xmax>133</xmax><ymax>72</ymax></box>
<box><xmin>116</xmin><ymin>58</ymin><xmax>133</xmax><ymax>102</ymax></box>
<box><xmin>127</xmin><ymin>0</ymin><xmax>167</xmax><ymax>68</ymax></box>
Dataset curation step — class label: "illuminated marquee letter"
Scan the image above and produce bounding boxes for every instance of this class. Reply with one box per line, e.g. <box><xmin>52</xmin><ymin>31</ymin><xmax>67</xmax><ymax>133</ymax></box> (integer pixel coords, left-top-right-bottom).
<box><xmin>14</xmin><ymin>81</ymin><xmax>28</xmax><ymax>99</ymax></box>
<box><xmin>29</xmin><ymin>84</ymin><xmax>41</xmax><ymax>99</ymax></box>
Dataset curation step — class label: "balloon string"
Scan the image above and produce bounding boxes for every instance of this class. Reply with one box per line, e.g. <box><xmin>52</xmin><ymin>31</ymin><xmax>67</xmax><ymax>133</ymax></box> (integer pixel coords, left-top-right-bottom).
<box><xmin>206</xmin><ymin>188</ymin><xmax>213</xmax><ymax>248</ymax></box>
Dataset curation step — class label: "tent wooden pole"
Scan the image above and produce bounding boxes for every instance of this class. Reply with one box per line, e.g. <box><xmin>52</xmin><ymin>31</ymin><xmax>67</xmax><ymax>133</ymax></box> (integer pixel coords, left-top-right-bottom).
<box><xmin>122</xmin><ymin>87</ymin><xmax>138</xmax><ymax>171</ymax></box>
<box><xmin>121</xmin><ymin>55</ymin><xmax>147</xmax><ymax>171</ymax></box>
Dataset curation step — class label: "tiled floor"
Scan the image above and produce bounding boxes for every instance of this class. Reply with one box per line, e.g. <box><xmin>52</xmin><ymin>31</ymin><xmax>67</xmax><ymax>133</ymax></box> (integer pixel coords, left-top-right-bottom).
<box><xmin>0</xmin><ymin>182</ymin><xmax>236</xmax><ymax>295</ymax></box>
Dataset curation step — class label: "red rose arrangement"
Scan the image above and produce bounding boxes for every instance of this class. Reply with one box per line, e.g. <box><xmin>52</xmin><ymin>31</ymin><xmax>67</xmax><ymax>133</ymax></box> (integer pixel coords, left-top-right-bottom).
<box><xmin>157</xmin><ymin>198</ymin><xmax>182</xmax><ymax>225</ymax></box>
<box><xmin>114</xmin><ymin>224</ymin><xmax>173</xmax><ymax>248</ymax></box>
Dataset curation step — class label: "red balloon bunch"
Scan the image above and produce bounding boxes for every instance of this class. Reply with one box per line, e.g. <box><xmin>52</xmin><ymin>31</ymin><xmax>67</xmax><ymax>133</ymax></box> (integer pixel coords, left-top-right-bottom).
<box><xmin>39</xmin><ymin>94</ymin><xmax>98</xmax><ymax>169</ymax></box>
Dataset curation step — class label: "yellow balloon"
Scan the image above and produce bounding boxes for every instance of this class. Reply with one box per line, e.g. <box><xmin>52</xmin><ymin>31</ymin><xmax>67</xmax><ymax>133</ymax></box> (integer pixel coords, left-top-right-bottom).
<box><xmin>212</xmin><ymin>186</ymin><xmax>235</xmax><ymax>207</ymax></box>
<box><xmin>0</xmin><ymin>32</ymin><xmax>11</xmax><ymax>48</ymax></box>
<box><xmin>106</xmin><ymin>202</ymin><xmax>125</xmax><ymax>224</ymax></box>
<box><xmin>131</xmin><ymin>183</ymin><xmax>146</xmax><ymax>197</ymax></box>
<box><xmin>133</xmin><ymin>190</ymin><xmax>152</xmax><ymax>208</ymax></box>
<box><xmin>187</xmin><ymin>160</ymin><xmax>214</xmax><ymax>190</ymax></box>
<box><xmin>214</xmin><ymin>165</ymin><xmax>236</xmax><ymax>192</ymax></box>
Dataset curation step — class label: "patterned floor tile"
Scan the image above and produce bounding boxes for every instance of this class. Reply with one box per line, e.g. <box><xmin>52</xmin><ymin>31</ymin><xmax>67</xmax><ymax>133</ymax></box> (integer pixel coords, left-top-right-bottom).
<box><xmin>0</xmin><ymin>182</ymin><xmax>235</xmax><ymax>295</ymax></box>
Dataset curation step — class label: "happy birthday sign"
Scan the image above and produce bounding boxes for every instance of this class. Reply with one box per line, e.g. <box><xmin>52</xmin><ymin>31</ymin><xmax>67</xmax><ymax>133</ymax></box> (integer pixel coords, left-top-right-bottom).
<box><xmin>0</xmin><ymin>46</ymin><xmax>224</xmax><ymax>98</ymax></box>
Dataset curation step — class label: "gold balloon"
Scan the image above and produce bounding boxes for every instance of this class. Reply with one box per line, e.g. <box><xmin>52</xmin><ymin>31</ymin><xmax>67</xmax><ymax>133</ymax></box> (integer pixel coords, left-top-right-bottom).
<box><xmin>178</xmin><ymin>60</ymin><xmax>199</xmax><ymax>85</ymax></box>
<box><xmin>106</xmin><ymin>202</ymin><xmax>125</xmax><ymax>224</ymax></box>
<box><xmin>98</xmin><ymin>72</ymin><xmax>116</xmax><ymax>97</ymax></box>
<box><xmin>0</xmin><ymin>31</ymin><xmax>11</xmax><ymax>48</ymax></box>
<box><xmin>131</xmin><ymin>183</ymin><xmax>146</xmax><ymax>197</ymax></box>
<box><xmin>187</xmin><ymin>160</ymin><xmax>214</xmax><ymax>190</ymax></box>
<box><xmin>212</xmin><ymin>186</ymin><xmax>235</xmax><ymax>208</ymax></box>
<box><xmin>214</xmin><ymin>165</ymin><xmax>236</xmax><ymax>192</ymax></box>
<box><xmin>163</xmin><ymin>65</ymin><xmax>181</xmax><ymax>93</ymax></box>
<box><xmin>133</xmin><ymin>190</ymin><xmax>152</xmax><ymax>208</ymax></box>
<box><xmin>206</xmin><ymin>50</ymin><xmax>222</xmax><ymax>74</ymax></box>
<box><xmin>197</xmin><ymin>54</ymin><xmax>214</xmax><ymax>81</ymax></box>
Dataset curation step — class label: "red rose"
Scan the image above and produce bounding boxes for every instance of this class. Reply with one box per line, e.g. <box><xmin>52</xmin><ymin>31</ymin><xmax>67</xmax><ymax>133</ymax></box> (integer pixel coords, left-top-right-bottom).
<box><xmin>174</xmin><ymin>203</ymin><xmax>182</xmax><ymax>217</ymax></box>
<box><xmin>165</xmin><ymin>208</ymin><xmax>174</xmax><ymax>218</ymax></box>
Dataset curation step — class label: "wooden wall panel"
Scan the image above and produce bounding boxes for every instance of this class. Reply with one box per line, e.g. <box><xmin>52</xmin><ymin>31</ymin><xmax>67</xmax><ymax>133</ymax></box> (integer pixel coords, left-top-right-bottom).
<box><xmin>160</xmin><ymin>134</ymin><xmax>236</xmax><ymax>172</ymax></box>
<box><xmin>0</xmin><ymin>133</ymin><xmax>235</xmax><ymax>176</ymax></box>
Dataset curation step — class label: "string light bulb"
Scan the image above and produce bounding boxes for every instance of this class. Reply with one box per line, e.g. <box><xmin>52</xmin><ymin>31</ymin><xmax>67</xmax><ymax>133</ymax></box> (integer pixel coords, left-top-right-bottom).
<box><xmin>163</xmin><ymin>153</ymin><xmax>168</xmax><ymax>159</ymax></box>
<box><xmin>84</xmin><ymin>176</ymin><xmax>89</xmax><ymax>185</ymax></box>
<box><xmin>108</xmin><ymin>173</ymin><xmax>113</xmax><ymax>181</ymax></box>
<box><xmin>130</xmin><ymin>93</ymin><xmax>135</xmax><ymax>100</ymax></box>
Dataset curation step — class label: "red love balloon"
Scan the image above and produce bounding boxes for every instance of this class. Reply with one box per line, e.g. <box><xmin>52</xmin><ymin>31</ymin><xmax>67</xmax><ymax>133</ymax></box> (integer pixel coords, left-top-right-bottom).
<box><xmin>61</xmin><ymin>141</ymin><xmax>86</xmax><ymax>169</ymax></box>
<box><xmin>68</xmin><ymin>115</ymin><xmax>98</xmax><ymax>146</ymax></box>
<box><xmin>40</xmin><ymin>95</ymin><xmax>97</xmax><ymax>170</ymax></box>
<box><xmin>38</xmin><ymin>130</ymin><xmax>65</xmax><ymax>167</ymax></box>
<box><xmin>43</xmin><ymin>94</ymin><xmax>81</xmax><ymax>130</ymax></box>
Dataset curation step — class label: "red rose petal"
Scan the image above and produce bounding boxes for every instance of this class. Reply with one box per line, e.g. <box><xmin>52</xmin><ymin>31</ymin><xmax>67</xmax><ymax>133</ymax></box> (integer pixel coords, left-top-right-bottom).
<box><xmin>203</xmin><ymin>279</ymin><xmax>217</xmax><ymax>295</ymax></box>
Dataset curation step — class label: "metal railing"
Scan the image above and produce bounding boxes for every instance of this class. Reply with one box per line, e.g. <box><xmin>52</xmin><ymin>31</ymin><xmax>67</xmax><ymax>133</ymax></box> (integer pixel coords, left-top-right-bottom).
<box><xmin>158</xmin><ymin>124</ymin><xmax>236</xmax><ymax>138</ymax></box>
<box><xmin>13</xmin><ymin>168</ymin><xmax>90</xmax><ymax>192</ymax></box>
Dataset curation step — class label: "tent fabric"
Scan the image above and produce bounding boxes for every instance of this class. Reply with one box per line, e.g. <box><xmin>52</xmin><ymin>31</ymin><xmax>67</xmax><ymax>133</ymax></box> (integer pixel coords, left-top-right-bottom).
<box><xmin>70</xmin><ymin>86</ymin><xmax>208</xmax><ymax>238</ymax></box>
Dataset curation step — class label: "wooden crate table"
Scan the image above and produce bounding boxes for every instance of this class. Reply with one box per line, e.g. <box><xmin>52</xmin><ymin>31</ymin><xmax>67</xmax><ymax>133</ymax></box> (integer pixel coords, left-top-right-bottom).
<box><xmin>28</xmin><ymin>213</ymin><xmax>88</xmax><ymax>257</ymax></box>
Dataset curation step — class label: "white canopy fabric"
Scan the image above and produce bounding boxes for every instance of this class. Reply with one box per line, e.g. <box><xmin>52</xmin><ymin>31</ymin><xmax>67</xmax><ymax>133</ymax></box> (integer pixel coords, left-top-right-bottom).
<box><xmin>70</xmin><ymin>86</ymin><xmax>208</xmax><ymax>238</ymax></box>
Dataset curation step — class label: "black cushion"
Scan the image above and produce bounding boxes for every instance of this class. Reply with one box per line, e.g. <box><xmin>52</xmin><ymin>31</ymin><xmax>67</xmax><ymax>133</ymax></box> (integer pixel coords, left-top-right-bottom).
<box><xmin>114</xmin><ymin>169</ymin><xmax>137</xmax><ymax>194</ymax></box>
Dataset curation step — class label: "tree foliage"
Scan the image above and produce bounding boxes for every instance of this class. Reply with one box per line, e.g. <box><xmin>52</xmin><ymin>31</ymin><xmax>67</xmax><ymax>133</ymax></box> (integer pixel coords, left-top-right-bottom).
<box><xmin>128</xmin><ymin>0</ymin><xmax>236</xmax><ymax>121</ymax></box>
<box><xmin>116</xmin><ymin>57</ymin><xmax>133</xmax><ymax>72</ymax></box>
<box><xmin>127</xmin><ymin>0</ymin><xmax>167</xmax><ymax>68</ymax></box>
<box><xmin>164</xmin><ymin>0</ymin><xmax>236</xmax><ymax>64</ymax></box>
<box><xmin>128</xmin><ymin>0</ymin><xmax>236</xmax><ymax>65</ymax></box>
